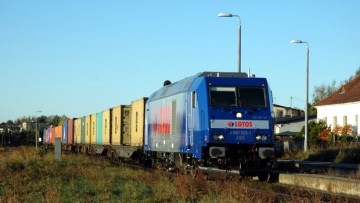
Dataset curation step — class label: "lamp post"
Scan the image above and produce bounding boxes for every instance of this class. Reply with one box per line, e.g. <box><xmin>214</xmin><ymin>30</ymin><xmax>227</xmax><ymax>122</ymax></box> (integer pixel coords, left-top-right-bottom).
<box><xmin>291</xmin><ymin>40</ymin><xmax>309</xmax><ymax>152</ymax></box>
<box><xmin>35</xmin><ymin>110</ymin><xmax>42</xmax><ymax>150</ymax></box>
<box><xmin>218</xmin><ymin>12</ymin><xmax>241</xmax><ymax>73</ymax></box>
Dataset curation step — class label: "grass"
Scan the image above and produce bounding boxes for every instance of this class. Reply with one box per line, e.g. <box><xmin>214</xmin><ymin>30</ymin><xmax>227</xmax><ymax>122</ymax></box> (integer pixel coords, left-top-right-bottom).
<box><xmin>279</xmin><ymin>143</ymin><xmax>360</xmax><ymax>164</ymax></box>
<box><xmin>1</xmin><ymin>146</ymin><xmax>356</xmax><ymax>202</ymax></box>
<box><xmin>279</xmin><ymin>143</ymin><xmax>360</xmax><ymax>179</ymax></box>
<box><xmin>0</xmin><ymin>146</ymin><xmax>281</xmax><ymax>202</ymax></box>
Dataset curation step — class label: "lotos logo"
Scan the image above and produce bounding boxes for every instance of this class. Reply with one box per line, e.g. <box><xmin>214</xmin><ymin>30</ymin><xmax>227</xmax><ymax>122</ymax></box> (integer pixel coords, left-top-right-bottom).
<box><xmin>228</xmin><ymin>121</ymin><xmax>253</xmax><ymax>128</ymax></box>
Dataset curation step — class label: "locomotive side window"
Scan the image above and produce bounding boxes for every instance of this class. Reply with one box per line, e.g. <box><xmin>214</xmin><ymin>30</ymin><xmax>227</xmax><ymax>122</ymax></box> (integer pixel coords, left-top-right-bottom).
<box><xmin>192</xmin><ymin>91</ymin><xmax>196</xmax><ymax>108</ymax></box>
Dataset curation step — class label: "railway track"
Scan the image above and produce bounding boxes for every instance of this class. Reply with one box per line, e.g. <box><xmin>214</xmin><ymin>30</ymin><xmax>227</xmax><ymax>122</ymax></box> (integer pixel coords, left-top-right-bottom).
<box><xmin>63</xmin><ymin>147</ymin><xmax>360</xmax><ymax>200</ymax></box>
<box><xmin>104</xmin><ymin>154</ymin><xmax>360</xmax><ymax>202</ymax></box>
<box><xmin>62</xmin><ymin>149</ymin><xmax>360</xmax><ymax>202</ymax></box>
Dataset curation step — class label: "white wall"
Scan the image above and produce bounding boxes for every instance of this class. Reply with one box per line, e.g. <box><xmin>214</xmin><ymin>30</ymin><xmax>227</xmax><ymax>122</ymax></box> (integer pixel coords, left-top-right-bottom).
<box><xmin>316</xmin><ymin>102</ymin><xmax>360</xmax><ymax>135</ymax></box>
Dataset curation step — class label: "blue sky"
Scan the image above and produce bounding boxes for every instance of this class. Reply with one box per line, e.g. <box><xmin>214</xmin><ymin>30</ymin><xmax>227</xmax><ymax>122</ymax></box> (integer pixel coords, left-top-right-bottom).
<box><xmin>0</xmin><ymin>1</ymin><xmax>359</xmax><ymax>123</ymax></box>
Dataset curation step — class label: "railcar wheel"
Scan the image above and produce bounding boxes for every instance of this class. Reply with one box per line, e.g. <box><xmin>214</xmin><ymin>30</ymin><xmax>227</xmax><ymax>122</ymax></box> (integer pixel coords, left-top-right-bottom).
<box><xmin>257</xmin><ymin>172</ymin><xmax>269</xmax><ymax>182</ymax></box>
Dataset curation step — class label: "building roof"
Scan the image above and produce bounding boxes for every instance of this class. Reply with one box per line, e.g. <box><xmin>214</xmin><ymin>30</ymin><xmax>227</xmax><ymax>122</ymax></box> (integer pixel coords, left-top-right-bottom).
<box><xmin>276</xmin><ymin>131</ymin><xmax>298</xmax><ymax>137</ymax></box>
<box><xmin>275</xmin><ymin>115</ymin><xmax>317</xmax><ymax>124</ymax></box>
<box><xmin>315</xmin><ymin>76</ymin><xmax>360</xmax><ymax>106</ymax></box>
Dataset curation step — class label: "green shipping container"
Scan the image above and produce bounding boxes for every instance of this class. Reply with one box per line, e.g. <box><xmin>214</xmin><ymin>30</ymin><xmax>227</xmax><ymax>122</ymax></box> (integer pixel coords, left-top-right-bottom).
<box><xmin>96</xmin><ymin>112</ymin><xmax>103</xmax><ymax>145</ymax></box>
<box><xmin>81</xmin><ymin>117</ymin><xmax>86</xmax><ymax>144</ymax></box>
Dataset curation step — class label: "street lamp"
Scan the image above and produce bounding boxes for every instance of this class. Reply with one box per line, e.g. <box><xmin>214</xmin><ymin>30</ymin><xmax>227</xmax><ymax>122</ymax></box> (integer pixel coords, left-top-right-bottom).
<box><xmin>291</xmin><ymin>39</ymin><xmax>309</xmax><ymax>152</ymax></box>
<box><xmin>218</xmin><ymin>12</ymin><xmax>241</xmax><ymax>73</ymax></box>
<box><xmin>35</xmin><ymin>110</ymin><xmax>42</xmax><ymax>150</ymax></box>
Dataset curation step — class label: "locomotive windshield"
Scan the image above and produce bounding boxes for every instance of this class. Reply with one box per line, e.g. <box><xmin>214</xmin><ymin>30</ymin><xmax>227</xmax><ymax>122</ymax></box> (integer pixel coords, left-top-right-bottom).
<box><xmin>210</xmin><ymin>86</ymin><xmax>267</xmax><ymax>108</ymax></box>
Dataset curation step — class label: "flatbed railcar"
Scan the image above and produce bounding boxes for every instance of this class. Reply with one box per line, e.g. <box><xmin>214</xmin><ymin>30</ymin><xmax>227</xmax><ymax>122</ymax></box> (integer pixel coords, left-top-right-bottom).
<box><xmin>44</xmin><ymin>71</ymin><xmax>276</xmax><ymax>179</ymax></box>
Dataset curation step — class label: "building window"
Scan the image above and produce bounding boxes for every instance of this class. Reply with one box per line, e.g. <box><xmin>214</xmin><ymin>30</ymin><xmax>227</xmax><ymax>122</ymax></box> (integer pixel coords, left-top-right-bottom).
<box><xmin>343</xmin><ymin>116</ymin><xmax>347</xmax><ymax>126</ymax></box>
<box><xmin>276</xmin><ymin>110</ymin><xmax>284</xmax><ymax>118</ymax></box>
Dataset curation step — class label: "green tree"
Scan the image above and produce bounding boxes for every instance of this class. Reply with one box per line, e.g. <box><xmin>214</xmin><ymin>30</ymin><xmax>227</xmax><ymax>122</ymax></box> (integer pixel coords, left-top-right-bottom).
<box><xmin>308</xmin><ymin>103</ymin><xmax>317</xmax><ymax>116</ymax></box>
<box><xmin>297</xmin><ymin>120</ymin><xmax>329</xmax><ymax>148</ymax></box>
<box><xmin>312</xmin><ymin>80</ymin><xmax>337</xmax><ymax>104</ymax></box>
<box><xmin>313</xmin><ymin>66</ymin><xmax>360</xmax><ymax>104</ymax></box>
<box><xmin>48</xmin><ymin>115</ymin><xmax>69</xmax><ymax>126</ymax></box>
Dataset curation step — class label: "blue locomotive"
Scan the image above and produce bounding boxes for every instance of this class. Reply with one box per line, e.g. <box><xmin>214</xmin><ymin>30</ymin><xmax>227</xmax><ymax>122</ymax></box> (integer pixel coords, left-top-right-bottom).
<box><xmin>145</xmin><ymin>72</ymin><xmax>276</xmax><ymax>179</ymax></box>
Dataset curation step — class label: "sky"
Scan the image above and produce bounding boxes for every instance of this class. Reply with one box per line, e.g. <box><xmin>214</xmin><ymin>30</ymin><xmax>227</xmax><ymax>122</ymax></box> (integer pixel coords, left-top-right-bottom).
<box><xmin>0</xmin><ymin>1</ymin><xmax>359</xmax><ymax>123</ymax></box>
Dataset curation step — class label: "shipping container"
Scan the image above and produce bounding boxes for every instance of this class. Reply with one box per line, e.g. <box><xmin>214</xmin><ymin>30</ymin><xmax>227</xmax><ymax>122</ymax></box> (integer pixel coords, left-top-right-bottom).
<box><xmin>81</xmin><ymin>117</ymin><xmax>86</xmax><ymax>144</ymax></box>
<box><xmin>90</xmin><ymin>114</ymin><xmax>97</xmax><ymax>144</ymax></box>
<box><xmin>130</xmin><ymin>97</ymin><xmax>148</xmax><ymax>146</ymax></box>
<box><xmin>111</xmin><ymin>106</ymin><xmax>121</xmax><ymax>145</ymax></box>
<box><xmin>55</xmin><ymin>125</ymin><xmax>62</xmax><ymax>139</ymax></box>
<box><xmin>111</xmin><ymin>105</ymin><xmax>131</xmax><ymax>145</ymax></box>
<box><xmin>74</xmin><ymin>118</ymin><xmax>82</xmax><ymax>144</ymax></box>
<box><xmin>47</xmin><ymin>128</ymin><xmax>50</xmax><ymax>144</ymax></box>
<box><xmin>50</xmin><ymin>126</ymin><xmax>55</xmax><ymax>144</ymax></box>
<box><xmin>68</xmin><ymin>119</ymin><xmax>74</xmax><ymax>144</ymax></box>
<box><xmin>96</xmin><ymin>112</ymin><xmax>103</xmax><ymax>145</ymax></box>
<box><xmin>43</xmin><ymin>128</ymin><xmax>46</xmax><ymax>144</ymax></box>
<box><xmin>102</xmin><ymin>109</ymin><xmax>111</xmax><ymax>145</ymax></box>
<box><xmin>62</xmin><ymin>121</ymin><xmax>68</xmax><ymax>144</ymax></box>
<box><xmin>85</xmin><ymin>116</ymin><xmax>91</xmax><ymax>144</ymax></box>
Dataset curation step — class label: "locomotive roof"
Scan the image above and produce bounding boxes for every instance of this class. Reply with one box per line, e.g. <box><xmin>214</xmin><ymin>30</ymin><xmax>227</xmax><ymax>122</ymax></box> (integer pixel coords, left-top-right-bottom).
<box><xmin>148</xmin><ymin>72</ymin><xmax>249</xmax><ymax>101</ymax></box>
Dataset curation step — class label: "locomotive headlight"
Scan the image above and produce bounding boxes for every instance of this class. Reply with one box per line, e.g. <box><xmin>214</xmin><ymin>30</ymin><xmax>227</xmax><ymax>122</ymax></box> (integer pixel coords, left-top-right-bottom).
<box><xmin>255</xmin><ymin>135</ymin><xmax>262</xmax><ymax>141</ymax></box>
<box><xmin>236</xmin><ymin>112</ymin><xmax>243</xmax><ymax>118</ymax></box>
<box><xmin>261</xmin><ymin>135</ymin><xmax>268</xmax><ymax>141</ymax></box>
<box><xmin>212</xmin><ymin>134</ymin><xmax>225</xmax><ymax>141</ymax></box>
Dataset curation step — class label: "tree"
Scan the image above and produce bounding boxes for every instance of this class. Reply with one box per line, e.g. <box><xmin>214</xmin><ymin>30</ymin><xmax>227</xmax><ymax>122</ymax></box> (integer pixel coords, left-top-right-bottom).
<box><xmin>312</xmin><ymin>66</ymin><xmax>360</xmax><ymax>104</ymax></box>
<box><xmin>341</xmin><ymin>66</ymin><xmax>360</xmax><ymax>86</ymax></box>
<box><xmin>48</xmin><ymin>115</ymin><xmax>69</xmax><ymax>126</ymax></box>
<box><xmin>312</xmin><ymin>80</ymin><xmax>337</xmax><ymax>104</ymax></box>
<box><xmin>308</xmin><ymin>103</ymin><xmax>317</xmax><ymax>116</ymax></box>
<box><xmin>355</xmin><ymin>67</ymin><xmax>360</xmax><ymax>77</ymax></box>
<box><xmin>297</xmin><ymin>120</ymin><xmax>329</xmax><ymax>147</ymax></box>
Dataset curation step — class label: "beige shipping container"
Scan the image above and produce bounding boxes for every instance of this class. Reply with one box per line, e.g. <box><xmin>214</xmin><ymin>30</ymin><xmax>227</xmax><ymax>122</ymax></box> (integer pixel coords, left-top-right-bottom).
<box><xmin>130</xmin><ymin>97</ymin><xmax>148</xmax><ymax>146</ymax></box>
<box><xmin>85</xmin><ymin>115</ymin><xmax>91</xmax><ymax>144</ymax></box>
<box><xmin>74</xmin><ymin>118</ymin><xmax>82</xmax><ymax>144</ymax></box>
<box><xmin>102</xmin><ymin>109</ymin><xmax>111</xmax><ymax>145</ymax></box>
<box><xmin>90</xmin><ymin>113</ymin><xmax>97</xmax><ymax>144</ymax></box>
<box><xmin>111</xmin><ymin>105</ymin><xmax>131</xmax><ymax>145</ymax></box>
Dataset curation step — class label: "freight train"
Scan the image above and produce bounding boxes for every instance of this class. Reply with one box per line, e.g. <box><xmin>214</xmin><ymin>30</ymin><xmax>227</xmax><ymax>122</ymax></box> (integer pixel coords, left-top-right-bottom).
<box><xmin>43</xmin><ymin>72</ymin><xmax>276</xmax><ymax>180</ymax></box>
